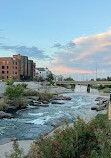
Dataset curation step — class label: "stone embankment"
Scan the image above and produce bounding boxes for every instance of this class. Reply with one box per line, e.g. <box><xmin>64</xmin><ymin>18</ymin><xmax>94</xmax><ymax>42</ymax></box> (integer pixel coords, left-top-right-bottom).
<box><xmin>91</xmin><ymin>97</ymin><xmax>109</xmax><ymax>111</ymax></box>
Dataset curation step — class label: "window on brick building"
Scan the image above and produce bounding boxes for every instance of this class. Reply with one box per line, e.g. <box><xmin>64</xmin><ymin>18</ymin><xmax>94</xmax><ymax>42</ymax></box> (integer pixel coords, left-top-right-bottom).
<box><xmin>2</xmin><ymin>66</ymin><xmax>5</xmax><ymax>69</ymax></box>
<box><xmin>2</xmin><ymin>61</ymin><xmax>5</xmax><ymax>64</ymax></box>
<box><xmin>15</xmin><ymin>72</ymin><xmax>17</xmax><ymax>74</ymax></box>
<box><xmin>2</xmin><ymin>71</ymin><xmax>5</xmax><ymax>74</ymax></box>
<box><xmin>7</xmin><ymin>71</ymin><xmax>8</xmax><ymax>74</ymax></box>
<box><xmin>16</xmin><ymin>62</ymin><xmax>17</xmax><ymax>65</ymax></box>
<box><xmin>7</xmin><ymin>66</ymin><xmax>9</xmax><ymax>69</ymax></box>
<box><xmin>15</xmin><ymin>67</ymin><xmax>17</xmax><ymax>69</ymax></box>
<box><xmin>7</xmin><ymin>76</ymin><xmax>8</xmax><ymax>79</ymax></box>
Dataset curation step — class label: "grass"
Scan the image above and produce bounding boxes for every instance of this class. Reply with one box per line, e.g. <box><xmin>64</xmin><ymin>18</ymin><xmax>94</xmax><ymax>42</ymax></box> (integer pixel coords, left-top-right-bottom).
<box><xmin>7</xmin><ymin>111</ymin><xmax>111</xmax><ymax>158</ymax></box>
<box><xmin>23</xmin><ymin>89</ymin><xmax>54</xmax><ymax>101</ymax></box>
<box><xmin>0</xmin><ymin>99</ymin><xmax>9</xmax><ymax>111</ymax></box>
<box><xmin>23</xmin><ymin>89</ymin><xmax>38</xmax><ymax>96</ymax></box>
<box><xmin>103</xmin><ymin>88</ymin><xmax>111</xmax><ymax>93</ymax></box>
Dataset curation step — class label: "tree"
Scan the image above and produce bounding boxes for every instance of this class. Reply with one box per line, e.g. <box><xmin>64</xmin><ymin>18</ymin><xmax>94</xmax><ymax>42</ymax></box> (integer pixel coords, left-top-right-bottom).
<box><xmin>64</xmin><ymin>77</ymin><xmax>74</xmax><ymax>81</ymax></box>
<box><xmin>46</xmin><ymin>73</ymin><xmax>54</xmax><ymax>82</ymax></box>
<box><xmin>91</xmin><ymin>79</ymin><xmax>94</xmax><ymax>81</ymax></box>
<box><xmin>6</xmin><ymin>84</ymin><xmax>24</xmax><ymax>100</ymax></box>
<box><xmin>5</xmin><ymin>78</ymin><xmax>14</xmax><ymax>85</ymax></box>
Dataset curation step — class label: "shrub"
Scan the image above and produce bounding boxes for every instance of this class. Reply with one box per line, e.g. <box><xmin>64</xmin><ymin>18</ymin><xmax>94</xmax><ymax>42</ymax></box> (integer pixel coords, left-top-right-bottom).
<box><xmin>5</xmin><ymin>78</ymin><xmax>14</xmax><ymax>85</ymax></box>
<box><xmin>38</xmin><ymin>92</ymin><xmax>54</xmax><ymax>101</ymax></box>
<box><xmin>103</xmin><ymin>88</ymin><xmax>111</xmax><ymax>93</ymax></box>
<box><xmin>8</xmin><ymin>114</ymin><xmax>111</xmax><ymax>158</ymax></box>
<box><xmin>6</xmin><ymin>85</ymin><xmax>24</xmax><ymax>100</ymax></box>
<box><xmin>11</xmin><ymin>97</ymin><xmax>28</xmax><ymax>109</ymax></box>
<box><xmin>23</xmin><ymin>89</ymin><xmax>38</xmax><ymax>96</ymax></box>
<box><xmin>17</xmin><ymin>83</ymin><xmax>28</xmax><ymax>89</ymax></box>
<box><xmin>0</xmin><ymin>99</ymin><xmax>9</xmax><ymax>111</ymax></box>
<box><xmin>6</xmin><ymin>141</ymin><xmax>24</xmax><ymax>158</ymax></box>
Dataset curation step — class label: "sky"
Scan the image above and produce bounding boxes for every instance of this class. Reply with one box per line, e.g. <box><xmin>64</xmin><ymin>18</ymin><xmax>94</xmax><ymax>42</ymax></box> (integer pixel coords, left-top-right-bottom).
<box><xmin>0</xmin><ymin>0</ymin><xmax>111</xmax><ymax>80</ymax></box>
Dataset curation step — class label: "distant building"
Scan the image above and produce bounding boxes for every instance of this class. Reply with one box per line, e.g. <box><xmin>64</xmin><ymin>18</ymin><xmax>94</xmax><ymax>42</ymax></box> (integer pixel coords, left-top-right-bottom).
<box><xmin>33</xmin><ymin>62</ymin><xmax>36</xmax><ymax>80</ymax></box>
<box><xmin>36</xmin><ymin>67</ymin><xmax>52</xmax><ymax>80</ymax></box>
<box><xmin>0</xmin><ymin>54</ymin><xmax>36</xmax><ymax>81</ymax></box>
<box><xmin>56</xmin><ymin>75</ymin><xmax>63</xmax><ymax>81</ymax></box>
<box><xmin>28</xmin><ymin>60</ymin><xmax>33</xmax><ymax>80</ymax></box>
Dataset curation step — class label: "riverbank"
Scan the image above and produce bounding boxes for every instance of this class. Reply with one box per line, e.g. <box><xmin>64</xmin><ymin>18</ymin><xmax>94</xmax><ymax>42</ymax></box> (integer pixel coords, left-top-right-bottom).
<box><xmin>0</xmin><ymin>84</ymin><xmax>110</xmax><ymax>157</ymax></box>
<box><xmin>0</xmin><ymin>109</ymin><xmax>107</xmax><ymax>158</ymax></box>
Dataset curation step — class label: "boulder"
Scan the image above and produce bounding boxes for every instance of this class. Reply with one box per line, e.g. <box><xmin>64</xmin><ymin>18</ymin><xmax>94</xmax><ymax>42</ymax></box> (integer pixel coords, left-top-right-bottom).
<box><xmin>54</xmin><ymin>95</ymin><xmax>72</xmax><ymax>100</ymax></box>
<box><xmin>11</xmin><ymin>137</ymin><xmax>17</xmax><ymax>141</ymax></box>
<box><xmin>0</xmin><ymin>111</ymin><xmax>13</xmax><ymax>119</ymax></box>
<box><xmin>52</xmin><ymin>101</ymin><xmax>65</xmax><ymax>104</ymax></box>
<box><xmin>91</xmin><ymin>106</ymin><xmax>99</xmax><ymax>110</ymax></box>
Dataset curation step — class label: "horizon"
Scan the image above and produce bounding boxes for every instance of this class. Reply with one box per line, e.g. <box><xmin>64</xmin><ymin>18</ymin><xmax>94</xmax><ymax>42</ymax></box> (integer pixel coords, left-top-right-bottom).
<box><xmin>0</xmin><ymin>0</ymin><xmax>111</xmax><ymax>80</ymax></box>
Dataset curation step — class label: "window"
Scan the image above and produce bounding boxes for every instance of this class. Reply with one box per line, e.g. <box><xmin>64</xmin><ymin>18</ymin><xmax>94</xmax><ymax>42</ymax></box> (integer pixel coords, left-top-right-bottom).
<box><xmin>15</xmin><ymin>67</ymin><xmax>17</xmax><ymax>70</ymax></box>
<box><xmin>7</xmin><ymin>76</ymin><xmax>8</xmax><ymax>79</ymax></box>
<box><xmin>7</xmin><ymin>61</ymin><xmax>9</xmax><ymax>64</ymax></box>
<box><xmin>2</xmin><ymin>66</ymin><xmax>5</xmax><ymax>69</ymax></box>
<box><xmin>7</xmin><ymin>66</ymin><xmax>9</xmax><ymax>69</ymax></box>
<box><xmin>2</xmin><ymin>61</ymin><xmax>5</xmax><ymax>64</ymax></box>
<box><xmin>7</xmin><ymin>71</ymin><xmax>8</xmax><ymax>74</ymax></box>
<box><xmin>2</xmin><ymin>71</ymin><xmax>5</xmax><ymax>74</ymax></box>
<box><xmin>16</xmin><ymin>62</ymin><xmax>17</xmax><ymax>65</ymax></box>
<box><xmin>15</xmin><ymin>72</ymin><xmax>17</xmax><ymax>74</ymax></box>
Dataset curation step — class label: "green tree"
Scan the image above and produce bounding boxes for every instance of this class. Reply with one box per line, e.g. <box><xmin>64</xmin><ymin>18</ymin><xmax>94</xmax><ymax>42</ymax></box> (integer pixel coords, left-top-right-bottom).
<box><xmin>64</xmin><ymin>77</ymin><xmax>74</xmax><ymax>81</ymax></box>
<box><xmin>46</xmin><ymin>73</ymin><xmax>54</xmax><ymax>82</ymax></box>
<box><xmin>6</xmin><ymin>84</ymin><xmax>24</xmax><ymax>100</ymax></box>
<box><xmin>5</xmin><ymin>78</ymin><xmax>14</xmax><ymax>85</ymax></box>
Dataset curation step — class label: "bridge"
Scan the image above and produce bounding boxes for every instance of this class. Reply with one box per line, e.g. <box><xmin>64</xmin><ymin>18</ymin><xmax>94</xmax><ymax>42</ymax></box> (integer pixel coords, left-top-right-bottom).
<box><xmin>56</xmin><ymin>81</ymin><xmax>111</xmax><ymax>93</ymax></box>
<box><xmin>56</xmin><ymin>81</ymin><xmax>111</xmax><ymax>85</ymax></box>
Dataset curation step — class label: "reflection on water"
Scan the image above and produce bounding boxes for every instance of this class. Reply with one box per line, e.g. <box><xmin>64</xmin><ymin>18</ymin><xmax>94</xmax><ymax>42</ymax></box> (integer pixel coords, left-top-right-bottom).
<box><xmin>0</xmin><ymin>85</ymin><xmax>107</xmax><ymax>144</ymax></box>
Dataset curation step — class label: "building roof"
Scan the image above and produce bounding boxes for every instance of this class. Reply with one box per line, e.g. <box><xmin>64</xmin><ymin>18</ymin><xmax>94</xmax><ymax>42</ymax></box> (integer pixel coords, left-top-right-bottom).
<box><xmin>36</xmin><ymin>68</ymin><xmax>45</xmax><ymax>71</ymax></box>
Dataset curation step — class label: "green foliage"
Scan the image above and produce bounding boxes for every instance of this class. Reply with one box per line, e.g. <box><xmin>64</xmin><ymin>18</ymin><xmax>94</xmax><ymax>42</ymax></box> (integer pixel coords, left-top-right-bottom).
<box><xmin>23</xmin><ymin>89</ymin><xmax>38</xmax><ymax>96</ymax></box>
<box><xmin>46</xmin><ymin>73</ymin><xmax>54</xmax><ymax>82</ymax></box>
<box><xmin>10</xmin><ymin>97</ymin><xmax>27</xmax><ymax>108</ymax></box>
<box><xmin>6</xmin><ymin>84</ymin><xmax>24</xmax><ymax>100</ymax></box>
<box><xmin>38</xmin><ymin>92</ymin><xmax>54</xmax><ymax>101</ymax></box>
<box><xmin>20</xmin><ymin>83</ymin><xmax>28</xmax><ymax>89</ymax></box>
<box><xmin>103</xmin><ymin>88</ymin><xmax>111</xmax><ymax>93</ymax></box>
<box><xmin>6</xmin><ymin>141</ymin><xmax>24</xmax><ymax>158</ymax></box>
<box><xmin>0</xmin><ymin>99</ymin><xmax>9</xmax><ymax>111</ymax></box>
<box><xmin>8</xmin><ymin>113</ymin><xmax>111</xmax><ymax>158</ymax></box>
<box><xmin>30</xmin><ymin>77</ymin><xmax>33</xmax><ymax>81</ymax></box>
<box><xmin>91</xmin><ymin>79</ymin><xmax>95</xmax><ymax>81</ymax></box>
<box><xmin>64</xmin><ymin>77</ymin><xmax>74</xmax><ymax>81</ymax></box>
<box><xmin>5</xmin><ymin>78</ymin><xmax>14</xmax><ymax>85</ymax></box>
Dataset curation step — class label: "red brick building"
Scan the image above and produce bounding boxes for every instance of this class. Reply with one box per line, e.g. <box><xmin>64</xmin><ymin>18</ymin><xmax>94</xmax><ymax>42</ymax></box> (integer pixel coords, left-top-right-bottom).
<box><xmin>0</xmin><ymin>54</ymin><xmax>36</xmax><ymax>81</ymax></box>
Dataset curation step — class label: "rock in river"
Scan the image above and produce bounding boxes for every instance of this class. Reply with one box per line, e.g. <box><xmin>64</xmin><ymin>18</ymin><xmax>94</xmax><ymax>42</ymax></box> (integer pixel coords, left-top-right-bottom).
<box><xmin>0</xmin><ymin>111</ymin><xmax>13</xmax><ymax>119</ymax></box>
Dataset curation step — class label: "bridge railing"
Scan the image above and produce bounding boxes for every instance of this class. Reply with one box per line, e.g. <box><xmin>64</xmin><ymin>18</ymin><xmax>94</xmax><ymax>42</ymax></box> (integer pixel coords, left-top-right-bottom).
<box><xmin>56</xmin><ymin>81</ymin><xmax>111</xmax><ymax>85</ymax></box>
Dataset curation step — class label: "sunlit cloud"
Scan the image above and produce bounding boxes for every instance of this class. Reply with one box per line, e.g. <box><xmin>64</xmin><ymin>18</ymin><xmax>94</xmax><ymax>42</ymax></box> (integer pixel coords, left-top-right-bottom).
<box><xmin>53</xmin><ymin>65</ymin><xmax>92</xmax><ymax>75</ymax></box>
<box><xmin>51</xmin><ymin>30</ymin><xmax>111</xmax><ymax>77</ymax></box>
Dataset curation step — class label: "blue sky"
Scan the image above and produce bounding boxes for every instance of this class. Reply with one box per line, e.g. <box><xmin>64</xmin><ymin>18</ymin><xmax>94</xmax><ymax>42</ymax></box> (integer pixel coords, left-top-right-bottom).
<box><xmin>0</xmin><ymin>0</ymin><xmax>111</xmax><ymax>79</ymax></box>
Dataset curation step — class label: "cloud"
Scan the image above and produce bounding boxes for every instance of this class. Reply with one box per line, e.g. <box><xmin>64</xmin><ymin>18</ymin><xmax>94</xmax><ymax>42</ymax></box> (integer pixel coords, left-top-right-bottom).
<box><xmin>0</xmin><ymin>45</ymin><xmax>49</xmax><ymax>59</ymax></box>
<box><xmin>51</xmin><ymin>30</ymin><xmax>111</xmax><ymax>77</ymax></box>
<box><xmin>53</xmin><ymin>41</ymin><xmax>75</xmax><ymax>49</ymax></box>
<box><xmin>53</xmin><ymin>65</ymin><xmax>92</xmax><ymax>74</ymax></box>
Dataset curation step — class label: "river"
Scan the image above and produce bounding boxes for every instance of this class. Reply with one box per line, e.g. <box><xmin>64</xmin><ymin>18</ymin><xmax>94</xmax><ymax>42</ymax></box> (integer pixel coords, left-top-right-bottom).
<box><xmin>0</xmin><ymin>85</ymin><xmax>107</xmax><ymax>145</ymax></box>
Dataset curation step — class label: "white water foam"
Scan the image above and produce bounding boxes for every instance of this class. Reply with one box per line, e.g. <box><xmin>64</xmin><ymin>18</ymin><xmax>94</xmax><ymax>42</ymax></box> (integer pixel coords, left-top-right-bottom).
<box><xmin>27</xmin><ymin>116</ymin><xmax>53</xmax><ymax>125</ymax></box>
<box><xmin>28</xmin><ymin>113</ymin><xmax>44</xmax><ymax>116</ymax></box>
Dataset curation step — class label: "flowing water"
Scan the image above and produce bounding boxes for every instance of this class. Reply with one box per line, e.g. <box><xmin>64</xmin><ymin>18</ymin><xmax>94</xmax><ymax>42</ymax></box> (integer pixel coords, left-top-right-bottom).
<box><xmin>0</xmin><ymin>85</ymin><xmax>107</xmax><ymax>145</ymax></box>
